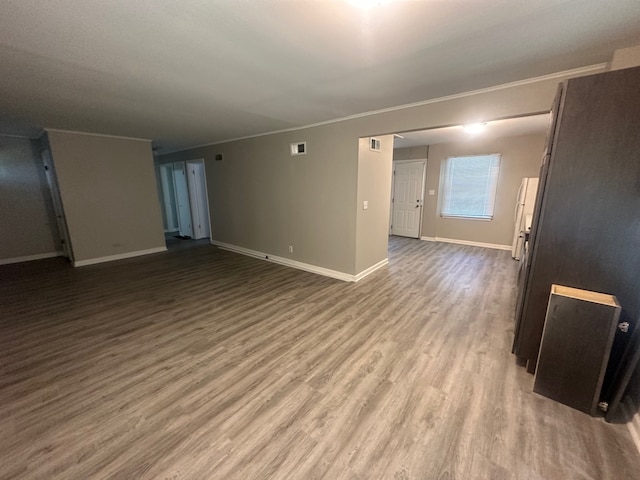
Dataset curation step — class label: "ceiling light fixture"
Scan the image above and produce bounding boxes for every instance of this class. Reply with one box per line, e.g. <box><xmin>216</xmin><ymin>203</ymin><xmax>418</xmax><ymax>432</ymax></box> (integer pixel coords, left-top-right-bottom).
<box><xmin>463</xmin><ymin>123</ymin><xmax>487</xmax><ymax>134</ymax></box>
<box><xmin>348</xmin><ymin>0</ymin><xmax>392</xmax><ymax>9</ymax></box>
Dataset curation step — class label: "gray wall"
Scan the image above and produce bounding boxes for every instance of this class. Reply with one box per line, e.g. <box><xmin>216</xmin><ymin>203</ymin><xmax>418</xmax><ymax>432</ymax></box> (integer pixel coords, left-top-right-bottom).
<box><xmin>0</xmin><ymin>136</ymin><xmax>60</xmax><ymax>262</ymax></box>
<box><xmin>395</xmin><ymin>134</ymin><xmax>545</xmax><ymax>246</ymax></box>
<box><xmin>162</xmin><ymin>71</ymin><xmax>584</xmax><ymax>276</ymax></box>
<box><xmin>610</xmin><ymin>45</ymin><xmax>640</xmax><ymax>71</ymax></box>
<box><xmin>356</xmin><ymin>135</ymin><xmax>394</xmax><ymax>274</ymax></box>
<box><xmin>47</xmin><ymin>130</ymin><xmax>166</xmax><ymax>264</ymax></box>
<box><xmin>163</xmin><ymin>122</ymin><xmax>359</xmax><ymax>274</ymax></box>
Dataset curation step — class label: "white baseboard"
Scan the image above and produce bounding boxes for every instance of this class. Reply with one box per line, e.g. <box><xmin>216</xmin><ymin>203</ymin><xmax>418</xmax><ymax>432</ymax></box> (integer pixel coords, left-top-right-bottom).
<box><xmin>211</xmin><ymin>240</ymin><xmax>359</xmax><ymax>282</ymax></box>
<box><xmin>420</xmin><ymin>236</ymin><xmax>511</xmax><ymax>251</ymax></box>
<box><xmin>73</xmin><ymin>246</ymin><xmax>167</xmax><ymax>267</ymax></box>
<box><xmin>355</xmin><ymin>258</ymin><xmax>389</xmax><ymax>281</ymax></box>
<box><xmin>622</xmin><ymin>396</ymin><xmax>640</xmax><ymax>455</ymax></box>
<box><xmin>0</xmin><ymin>251</ymin><xmax>63</xmax><ymax>265</ymax></box>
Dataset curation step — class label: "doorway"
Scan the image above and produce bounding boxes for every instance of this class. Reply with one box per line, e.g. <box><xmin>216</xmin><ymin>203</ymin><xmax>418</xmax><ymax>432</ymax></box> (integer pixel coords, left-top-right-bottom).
<box><xmin>185</xmin><ymin>160</ymin><xmax>211</xmax><ymax>240</ymax></box>
<box><xmin>157</xmin><ymin>159</ymin><xmax>211</xmax><ymax>246</ymax></box>
<box><xmin>41</xmin><ymin>149</ymin><xmax>74</xmax><ymax>261</ymax></box>
<box><xmin>159</xmin><ymin>164</ymin><xmax>179</xmax><ymax>233</ymax></box>
<box><xmin>390</xmin><ymin>160</ymin><xmax>426</xmax><ymax>238</ymax></box>
<box><xmin>173</xmin><ymin>162</ymin><xmax>193</xmax><ymax>238</ymax></box>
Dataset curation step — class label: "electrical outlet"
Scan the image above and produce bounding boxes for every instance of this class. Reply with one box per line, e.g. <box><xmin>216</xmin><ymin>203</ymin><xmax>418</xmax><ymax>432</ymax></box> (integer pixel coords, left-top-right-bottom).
<box><xmin>428</xmin><ymin>189</ymin><xmax>435</xmax><ymax>196</ymax></box>
<box><xmin>363</xmin><ymin>200</ymin><xmax>368</xmax><ymax>210</ymax></box>
<box><xmin>288</xmin><ymin>245</ymin><xmax>293</xmax><ymax>253</ymax></box>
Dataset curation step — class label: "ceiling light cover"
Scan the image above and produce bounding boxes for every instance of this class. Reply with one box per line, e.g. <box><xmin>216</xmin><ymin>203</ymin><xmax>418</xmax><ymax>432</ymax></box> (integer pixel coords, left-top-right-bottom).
<box><xmin>463</xmin><ymin>123</ymin><xmax>487</xmax><ymax>134</ymax></box>
<box><xmin>348</xmin><ymin>0</ymin><xmax>393</xmax><ymax>9</ymax></box>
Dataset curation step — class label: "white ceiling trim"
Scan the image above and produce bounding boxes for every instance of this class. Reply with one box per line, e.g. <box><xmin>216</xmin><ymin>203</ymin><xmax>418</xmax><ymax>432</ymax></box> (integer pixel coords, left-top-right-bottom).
<box><xmin>44</xmin><ymin>128</ymin><xmax>152</xmax><ymax>142</ymax></box>
<box><xmin>167</xmin><ymin>62</ymin><xmax>606</xmax><ymax>154</ymax></box>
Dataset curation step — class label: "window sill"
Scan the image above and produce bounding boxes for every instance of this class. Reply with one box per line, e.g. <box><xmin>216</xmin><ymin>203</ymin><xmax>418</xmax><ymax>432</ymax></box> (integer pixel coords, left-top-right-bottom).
<box><xmin>440</xmin><ymin>215</ymin><xmax>493</xmax><ymax>222</ymax></box>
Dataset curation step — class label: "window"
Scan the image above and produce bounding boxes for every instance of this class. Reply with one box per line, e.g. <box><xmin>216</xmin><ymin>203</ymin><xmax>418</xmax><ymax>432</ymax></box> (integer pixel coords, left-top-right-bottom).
<box><xmin>440</xmin><ymin>154</ymin><xmax>501</xmax><ymax>220</ymax></box>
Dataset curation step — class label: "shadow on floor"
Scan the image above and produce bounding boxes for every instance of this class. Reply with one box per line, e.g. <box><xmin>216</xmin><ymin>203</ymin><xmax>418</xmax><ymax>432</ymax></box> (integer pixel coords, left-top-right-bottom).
<box><xmin>164</xmin><ymin>231</ymin><xmax>211</xmax><ymax>251</ymax></box>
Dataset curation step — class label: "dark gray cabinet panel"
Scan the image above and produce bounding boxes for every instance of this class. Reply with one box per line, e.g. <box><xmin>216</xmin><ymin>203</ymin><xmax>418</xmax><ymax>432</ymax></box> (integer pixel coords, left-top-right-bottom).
<box><xmin>533</xmin><ymin>285</ymin><xmax>620</xmax><ymax>415</ymax></box>
<box><xmin>513</xmin><ymin>66</ymin><xmax>640</xmax><ymax>403</ymax></box>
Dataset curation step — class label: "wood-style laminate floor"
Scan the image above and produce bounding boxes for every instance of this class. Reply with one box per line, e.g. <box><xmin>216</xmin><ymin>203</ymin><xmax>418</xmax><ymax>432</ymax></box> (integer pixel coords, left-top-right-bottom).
<box><xmin>1</xmin><ymin>237</ymin><xmax>639</xmax><ymax>480</ymax></box>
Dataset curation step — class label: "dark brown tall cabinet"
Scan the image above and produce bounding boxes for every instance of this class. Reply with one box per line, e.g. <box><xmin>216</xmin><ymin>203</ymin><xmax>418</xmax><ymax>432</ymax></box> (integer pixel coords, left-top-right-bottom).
<box><xmin>513</xmin><ymin>66</ymin><xmax>640</xmax><ymax>414</ymax></box>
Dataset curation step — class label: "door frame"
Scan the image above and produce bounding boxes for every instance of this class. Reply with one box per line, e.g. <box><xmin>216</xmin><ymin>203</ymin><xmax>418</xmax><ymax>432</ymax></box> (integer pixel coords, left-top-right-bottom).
<box><xmin>158</xmin><ymin>163</ymin><xmax>179</xmax><ymax>233</ymax></box>
<box><xmin>185</xmin><ymin>158</ymin><xmax>211</xmax><ymax>240</ymax></box>
<box><xmin>390</xmin><ymin>159</ymin><xmax>427</xmax><ymax>239</ymax></box>
<box><xmin>156</xmin><ymin>159</ymin><xmax>212</xmax><ymax>241</ymax></box>
<box><xmin>41</xmin><ymin>149</ymin><xmax>74</xmax><ymax>261</ymax></box>
<box><xmin>172</xmin><ymin>161</ymin><xmax>194</xmax><ymax>238</ymax></box>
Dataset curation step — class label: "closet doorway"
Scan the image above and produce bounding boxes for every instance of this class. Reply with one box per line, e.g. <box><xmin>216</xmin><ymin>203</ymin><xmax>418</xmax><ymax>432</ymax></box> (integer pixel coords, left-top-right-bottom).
<box><xmin>158</xmin><ymin>159</ymin><xmax>211</xmax><ymax>242</ymax></box>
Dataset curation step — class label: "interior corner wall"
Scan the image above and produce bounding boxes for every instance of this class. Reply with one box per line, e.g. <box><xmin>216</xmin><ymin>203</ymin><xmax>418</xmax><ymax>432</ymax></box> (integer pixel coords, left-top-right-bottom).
<box><xmin>355</xmin><ymin>135</ymin><xmax>393</xmax><ymax>274</ymax></box>
<box><xmin>46</xmin><ymin>131</ymin><xmax>166</xmax><ymax>265</ymax></box>
<box><xmin>161</xmin><ymin>121</ymin><xmax>359</xmax><ymax>275</ymax></box>
<box><xmin>160</xmin><ymin>67</ymin><xmax>599</xmax><ymax>278</ymax></box>
<box><xmin>0</xmin><ymin>136</ymin><xmax>61</xmax><ymax>262</ymax></box>
<box><xmin>404</xmin><ymin>134</ymin><xmax>545</xmax><ymax>246</ymax></box>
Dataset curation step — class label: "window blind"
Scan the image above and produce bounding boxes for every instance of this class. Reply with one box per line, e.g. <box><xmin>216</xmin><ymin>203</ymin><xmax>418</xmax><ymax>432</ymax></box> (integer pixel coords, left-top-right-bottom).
<box><xmin>441</xmin><ymin>154</ymin><xmax>501</xmax><ymax>219</ymax></box>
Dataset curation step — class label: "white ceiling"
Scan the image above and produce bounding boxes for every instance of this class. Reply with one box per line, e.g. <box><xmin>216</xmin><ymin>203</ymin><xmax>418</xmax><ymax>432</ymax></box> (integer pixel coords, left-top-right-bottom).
<box><xmin>0</xmin><ymin>1</ymin><xmax>639</xmax><ymax>152</ymax></box>
<box><xmin>394</xmin><ymin>113</ymin><xmax>552</xmax><ymax>148</ymax></box>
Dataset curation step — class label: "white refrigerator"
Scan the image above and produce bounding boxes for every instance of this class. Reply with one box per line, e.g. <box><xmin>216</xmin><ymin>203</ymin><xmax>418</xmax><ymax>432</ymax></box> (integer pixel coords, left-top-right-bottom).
<box><xmin>512</xmin><ymin>177</ymin><xmax>539</xmax><ymax>260</ymax></box>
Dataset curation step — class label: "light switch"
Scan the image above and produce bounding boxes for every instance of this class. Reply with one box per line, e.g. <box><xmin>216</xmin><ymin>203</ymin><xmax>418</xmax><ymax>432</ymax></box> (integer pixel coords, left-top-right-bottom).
<box><xmin>428</xmin><ymin>189</ymin><xmax>435</xmax><ymax>196</ymax></box>
<box><xmin>363</xmin><ymin>200</ymin><xmax>368</xmax><ymax>210</ymax></box>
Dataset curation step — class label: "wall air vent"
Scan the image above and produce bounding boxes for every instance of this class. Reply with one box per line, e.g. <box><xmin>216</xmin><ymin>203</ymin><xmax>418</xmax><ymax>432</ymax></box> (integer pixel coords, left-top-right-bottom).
<box><xmin>214</xmin><ymin>153</ymin><xmax>224</xmax><ymax>161</ymax></box>
<box><xmin>370</xmin><ymin>137</ymin><xmax>381</xmax><ymax>151</ymax></box>
<box><xmin>290</xmin><ymin>142</ymin><xmax>307</xmax><ymax>156</ymax></box>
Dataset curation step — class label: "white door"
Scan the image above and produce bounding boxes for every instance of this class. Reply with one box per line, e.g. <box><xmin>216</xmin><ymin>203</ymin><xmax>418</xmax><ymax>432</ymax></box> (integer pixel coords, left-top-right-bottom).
<box><xmin>391</xmin><ymin>161</ymin><xmax>425</xmax><ymax>238</ymax></box>
<box><xmin>173</xmin><ymin>162</ymin><xmax>193</xmax><ymax>238</ymax></box>
<box><xmin>159</xmin><ymin>164</ymin><xmax>179</xmax><ymax>232</ymax></box>
<box><xmin>186</xmin><ymin>160</ymin><xmax>211</xmax><ymax>240</ymax></box>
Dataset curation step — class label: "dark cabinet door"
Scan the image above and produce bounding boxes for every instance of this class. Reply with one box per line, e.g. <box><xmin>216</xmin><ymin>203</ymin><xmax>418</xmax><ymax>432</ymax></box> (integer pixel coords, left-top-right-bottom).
<box><xmin>533</xmin><ymin>285</ymin><xmax>620</xmax><ymax>416</ymax></box>
<box><xmin>513</xmin><ymin>85</ymin><xmax>563</xmax><ymax>367</ymax></box>
<box><xmin>513</xmin><ymin>66</ymin><xmax>640</xmax><ymax>383</ymax></box>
